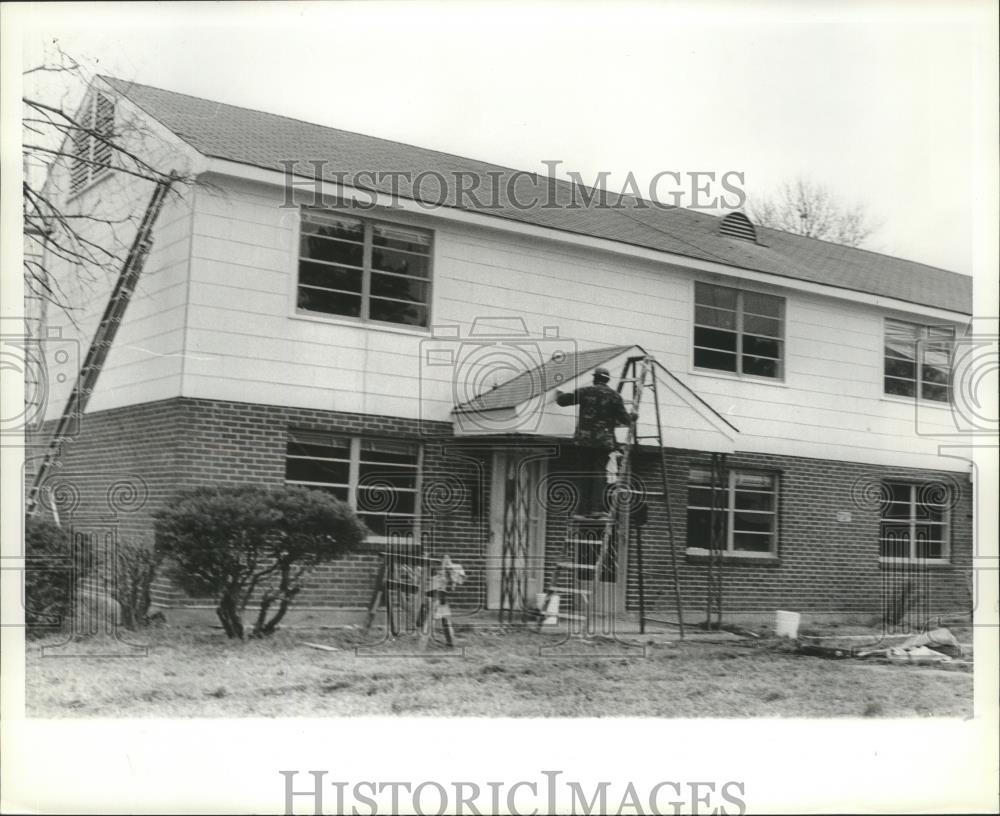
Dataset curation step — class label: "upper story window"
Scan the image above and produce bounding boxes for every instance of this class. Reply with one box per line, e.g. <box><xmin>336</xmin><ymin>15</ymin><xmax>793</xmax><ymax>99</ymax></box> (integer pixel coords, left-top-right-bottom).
<box><xmin>687</xmin><ymin>467</ymin><xmax>779</xmax><ymax>555</ymax></box>
<box><xmin>297</xmin><ymin>208</ymin><xmax>432</xmax><ymax>328</ymax></box>
<box><xmin>693</xmin><ymin>282</ymin><xmax>785</xmax><ymax>379</ymax></box>
<box><xmin>69</xmin><ymin>91</ymin><xmax>116</xmax><ymax>195</ymax></box>
<box><xmin>285</xmin><ymin>430</ymin><xmax>421</xmax><ymax>541</ymax></box>
<box><xmin>884</xmin><ymin>319</ymin><xmax>955</xmax><ymax>403</ymax></box>
<box><xmin>879</xmin><ymin>481</ymin><xmax>950</xmax><ymax>562</ymax></box>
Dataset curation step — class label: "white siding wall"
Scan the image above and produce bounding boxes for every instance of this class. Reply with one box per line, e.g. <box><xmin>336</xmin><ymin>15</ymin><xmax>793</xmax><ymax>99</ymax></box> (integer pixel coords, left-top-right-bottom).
<box><xmin>39</xmin><ymin>86</ymin><xmax>199</xmax><ymax>421</ymax></box>
<box><xmin>179</xmin><ymin>177</ymin><xmax>966</xmax><ymax>471</ymax></box>
<box><xmin>42</xmin><ymin>178</ymin><xmax>194</xmax><ymax>419</ymax></box>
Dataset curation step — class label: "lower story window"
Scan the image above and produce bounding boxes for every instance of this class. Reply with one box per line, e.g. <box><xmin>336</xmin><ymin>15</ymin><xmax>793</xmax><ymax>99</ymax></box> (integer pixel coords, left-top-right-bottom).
<box><xmin>687</xmin><ymin>468</ymin><xmax>778</xmax><ymax>554</ymax></box>
<box><xmin>880</xmin><ymin>481</ymin><xmax>950</xmax><ymax>561</ymax></box>
<box><xmin>285</xmin><ymin>430</ymin><xmax>420</xmax><ymax>540</ymax></box>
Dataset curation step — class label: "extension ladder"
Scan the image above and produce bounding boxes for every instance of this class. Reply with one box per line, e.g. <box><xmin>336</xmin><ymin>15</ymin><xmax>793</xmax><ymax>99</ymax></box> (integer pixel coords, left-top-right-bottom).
<box><xmin>26</xmin><ymin>176</ymin><xmax>175</xmax><ymax>519</ymax></box>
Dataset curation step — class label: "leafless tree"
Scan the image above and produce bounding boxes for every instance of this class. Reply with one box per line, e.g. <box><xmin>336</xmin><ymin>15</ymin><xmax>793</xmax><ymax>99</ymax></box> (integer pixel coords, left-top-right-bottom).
<box><xmin>747</xmin><ymin>177</ymin><xmax>881</xmax><ymax>248</ymax></box>
<box><xmin>22</xmin><ymin>45</ymin><xmax>192</xmax><ymax>323</ymax></box>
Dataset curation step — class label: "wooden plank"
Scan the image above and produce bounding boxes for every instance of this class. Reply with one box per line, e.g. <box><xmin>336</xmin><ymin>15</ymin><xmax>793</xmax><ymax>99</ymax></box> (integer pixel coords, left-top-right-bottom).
<box><xmin>301</xmin><ymin>641</ymin><xmax>341</xmax><ymax>652</ymax></box>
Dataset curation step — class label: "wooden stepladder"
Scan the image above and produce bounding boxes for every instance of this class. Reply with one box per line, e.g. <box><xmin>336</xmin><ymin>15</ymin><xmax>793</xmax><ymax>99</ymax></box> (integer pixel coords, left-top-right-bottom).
<box><xmin>26</xmin><ymin>175</ymin><xmax>176</xmax><ymax>519</ymax></box>
<box><xmin>538</xmin><ymin>354</ymin><xmax>686</xmax><ymax>637</ymax></box>
<box><xmin>538</xmin><ymin>514</ymin><xmax>617</xmax><ymax>634</ymax></box>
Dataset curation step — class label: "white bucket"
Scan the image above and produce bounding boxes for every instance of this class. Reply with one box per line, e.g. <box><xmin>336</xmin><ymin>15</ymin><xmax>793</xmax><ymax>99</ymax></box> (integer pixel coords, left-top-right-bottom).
<box><xmin>775</xmin><ymin>610</ymin><xmax>801</xmax><ymax>639</ymax></box>
<box><xmin>537</xmin><ymin>592</ymin><xmax>560</xmax><ymax>626</ymax></box>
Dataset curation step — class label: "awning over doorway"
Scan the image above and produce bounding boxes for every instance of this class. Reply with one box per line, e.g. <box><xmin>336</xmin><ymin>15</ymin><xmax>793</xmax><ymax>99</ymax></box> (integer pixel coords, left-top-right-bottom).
<box><xmin>451</xmin><ymin>344</ymin><xmax>738</xmax><ymax>453</ymax></box>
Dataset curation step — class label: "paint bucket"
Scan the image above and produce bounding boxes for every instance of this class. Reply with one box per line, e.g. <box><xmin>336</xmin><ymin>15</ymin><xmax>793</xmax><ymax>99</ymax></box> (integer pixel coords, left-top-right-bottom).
<box><xmin>537</xmin><ymin>592</ymin><xmax>559</xmax><ymax>626</ymax></box>
<box><xmin>775</xmin><ymin>610</ymin><xmax>801</xmax><ymax>639</ymax></box>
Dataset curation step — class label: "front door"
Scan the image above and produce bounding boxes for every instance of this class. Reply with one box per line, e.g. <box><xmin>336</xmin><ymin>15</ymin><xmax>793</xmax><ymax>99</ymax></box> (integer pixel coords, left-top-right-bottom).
<box><xmin>486</xmin><ymin>449</ymin><xmax>549</xmax><ymax>612</ymax></box>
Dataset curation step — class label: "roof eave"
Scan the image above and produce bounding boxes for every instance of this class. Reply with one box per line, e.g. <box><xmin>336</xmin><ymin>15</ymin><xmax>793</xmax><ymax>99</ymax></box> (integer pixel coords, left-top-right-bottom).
<box><xmin>200</xmin><ymin>156</ymin><xmax>972</xmax><ymax>321</ymax></box>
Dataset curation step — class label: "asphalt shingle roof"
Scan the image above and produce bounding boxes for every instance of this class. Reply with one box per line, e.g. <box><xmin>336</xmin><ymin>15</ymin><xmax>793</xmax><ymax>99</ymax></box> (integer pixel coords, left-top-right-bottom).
<box><xmin>102</xmin><ymin>77</ymin><xmax>973</xmax><ymax>315</ymax></box>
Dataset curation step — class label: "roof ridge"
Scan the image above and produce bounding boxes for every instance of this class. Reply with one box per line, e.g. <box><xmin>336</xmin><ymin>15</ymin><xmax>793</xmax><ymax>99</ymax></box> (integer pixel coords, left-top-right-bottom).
<box><xmin>93</xmin><ymin>76</ymin><xmax>971</xmax><ymax>311</ymax></box>
<box><xmin>99</xmin><ymin>75</ymin><xmax>654</xmax><ymax>210</ymax></box>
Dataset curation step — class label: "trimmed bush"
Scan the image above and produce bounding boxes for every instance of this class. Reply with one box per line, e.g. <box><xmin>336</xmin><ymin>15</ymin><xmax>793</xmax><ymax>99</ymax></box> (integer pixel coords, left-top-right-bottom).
<box><xmin>24</xmin><ymin>516</ymin><xmax>81</xmax><ymax>632</ymax></box>
<box><xmin>112</xmin><ymin>539</ymin><xmax>162</xmax><ymax>629</ymax></box>
<box><xmin>154</xmin><ymin>484</ymin><xmax>367</xmax><ymax>638</ymax></box>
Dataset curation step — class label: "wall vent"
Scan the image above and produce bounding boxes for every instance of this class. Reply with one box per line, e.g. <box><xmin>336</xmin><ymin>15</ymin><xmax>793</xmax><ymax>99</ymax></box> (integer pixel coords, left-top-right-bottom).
<box><xmin>719</xmin><ymin>212</ymin><xmax>757</xmax><ymax>243</ymax></box>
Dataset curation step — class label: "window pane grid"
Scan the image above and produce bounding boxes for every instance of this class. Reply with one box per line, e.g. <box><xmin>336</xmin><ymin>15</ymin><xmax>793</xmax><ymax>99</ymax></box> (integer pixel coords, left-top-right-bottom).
<box><xmin>884</xmin><ymin>320</ymin><xmax>955</xmax><ymax>403</ymax></box>
<box><xmin>286</xmin><ymin>431</ymin><xmax>421</xmax><ymax>541</ymax></box>
<box><xmin>694</xmin><ymin>283</ymin><xmax>784</xmax><ymax>379</ymax></box>
<box><xmin>299</xmin><ymin>210</ymin><xmax>432</xmax><ymax>328</ymax></box>
<box><xmin>879</xmin><ymin>481</ymin><xmax>950</xmax><ymax>560</ymax></box>
<box><xmin>687</xmin><ymin>468</ymin><xmax>778</xmax><ymax>554</ymax></box>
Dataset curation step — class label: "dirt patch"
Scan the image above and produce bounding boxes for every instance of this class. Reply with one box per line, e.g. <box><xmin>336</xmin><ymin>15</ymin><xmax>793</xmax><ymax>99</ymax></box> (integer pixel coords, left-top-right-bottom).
<box><xmin>24</xmin><ymin>626</ymin><xmax>974</xmax><ymax>718</ymax></box>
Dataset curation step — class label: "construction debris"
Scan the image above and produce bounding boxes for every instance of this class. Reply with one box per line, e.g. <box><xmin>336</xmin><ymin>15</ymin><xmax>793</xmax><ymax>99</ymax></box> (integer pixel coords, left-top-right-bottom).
<box><xmin>793</xmin><ymin>625</ymin><xmax>967</xmax><ymax>666</ymax></box>
<box><xmin>301</xmin><ymin>641</ymin><xmax>340</xmax><ymax>652</ymax></box>
<box><xmin>887</xmin><ymin>645</ymin><xmax>952</xmax><ymax>665</ymax></box>
<box><xmin>796</xmin><ymin>643</ymin><xmax>851</xmax><ymax>659</ymax></box>
<box><xmin>898</xmin><ymin>627</ymin><xmax>963</xmax><ymax>658</ymax></box>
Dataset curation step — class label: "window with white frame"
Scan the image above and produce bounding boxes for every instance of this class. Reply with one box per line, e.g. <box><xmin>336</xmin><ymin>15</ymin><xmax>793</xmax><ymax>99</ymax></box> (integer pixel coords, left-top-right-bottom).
<box><xmin>694</xmin><ymin>282</ymin><xmax>785</xmax><ymax>378</ymax></box>
<box><xmin>884</xmin><ymin>319</ymin><xmax>955</xmax><ymax>403</ymax></box>
<box><xmin>285</xmin><ymin>430</ymin><xmax>420</xmax><ymax>540</ymax></box>
<box><xmin>879</xmin><ymin>481</ymin><xmax>950</xmax><ymax>561</ymax></box>
<box><xmin>687</xmin><ymin>467</ymin><xmax>779</xmax><ymax>554</ymax></box>
<box><xmin>69</xmin><ymin>91</ymin><xmax>116</xmax><ymax>195</ymax></box>
<box><xmin>297</xmin><ymin>208</ymin><xmax>432</xmax><ymax>328</ymax></box>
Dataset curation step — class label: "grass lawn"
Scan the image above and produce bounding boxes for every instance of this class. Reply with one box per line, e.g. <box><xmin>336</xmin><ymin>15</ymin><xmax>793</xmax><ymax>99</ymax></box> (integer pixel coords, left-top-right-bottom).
<box><xmin>24</xmin><ymin>624</ymin><xmax>973</xmax><ymax>718</ymax></box>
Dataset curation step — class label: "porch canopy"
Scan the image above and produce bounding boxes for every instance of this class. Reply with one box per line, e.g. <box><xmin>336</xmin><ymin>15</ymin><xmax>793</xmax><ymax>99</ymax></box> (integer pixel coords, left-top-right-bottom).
<box><xmin>451</xmin><ymin>344</ymin><xmax>738</xmax><ymax>453</ymax></box>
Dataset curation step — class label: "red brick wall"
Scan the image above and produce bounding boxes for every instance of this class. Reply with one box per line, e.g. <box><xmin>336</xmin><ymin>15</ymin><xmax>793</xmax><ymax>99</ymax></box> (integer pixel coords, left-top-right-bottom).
<box><xmin>33</xmin><ymin>398</ymin><xmax>489</xmax><ymax>612</ymax></box>
<box><xmin>33</xmin><ymin>398</ymin><xmax>973</xmax><ymax>621</ymax></box>
<box><xmin>622</xmin><ymin>449</ymin><xmax>973</xmax><ymax>620</ymax></box>
<box><xmin>27</xmin><ymin>399</ymin><xmax>187</xmax><ymax>547</ymax></box>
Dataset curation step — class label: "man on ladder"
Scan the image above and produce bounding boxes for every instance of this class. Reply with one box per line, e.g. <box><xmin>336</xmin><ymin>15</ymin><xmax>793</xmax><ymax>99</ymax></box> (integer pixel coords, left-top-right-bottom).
<box><xmin>542</xmin><ymin>355</ymin><xmax>688</xmax><ymax>636</ymax></box>
<box><xmin>555</xmin><ymin>366</ymin><xmax>637</xmax><ymax>517</ymax></box>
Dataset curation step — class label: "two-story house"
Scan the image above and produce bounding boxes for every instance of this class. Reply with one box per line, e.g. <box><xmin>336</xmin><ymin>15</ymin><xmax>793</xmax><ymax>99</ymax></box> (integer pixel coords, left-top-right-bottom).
<box><xmin>29</xmin><ymin>77</ymin><xmax>975</xmax><ymax>626</ymax></box>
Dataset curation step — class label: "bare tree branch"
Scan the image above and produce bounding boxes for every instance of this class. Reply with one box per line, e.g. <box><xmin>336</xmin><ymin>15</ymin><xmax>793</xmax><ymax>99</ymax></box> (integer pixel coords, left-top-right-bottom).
<box><xmin>22</xmin><ymin>50</ymin><xmax>195</xmax><ymax>318</ymax></box>
<box><xmin>747</xmin><ymin>177</ymin><xmax>882</xmax><ymax>248</ymax></box>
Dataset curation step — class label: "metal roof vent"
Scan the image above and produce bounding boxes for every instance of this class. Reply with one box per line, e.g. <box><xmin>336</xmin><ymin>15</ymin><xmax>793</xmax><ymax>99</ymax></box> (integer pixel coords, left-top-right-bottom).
<box><xmin>719</xmin><ymin>211</ymin><xmax>757</xmax><ymax>243</ymax></box>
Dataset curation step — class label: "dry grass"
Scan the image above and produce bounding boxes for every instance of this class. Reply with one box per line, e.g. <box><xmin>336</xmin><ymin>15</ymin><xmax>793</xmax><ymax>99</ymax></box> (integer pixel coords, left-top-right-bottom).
<box><xmin>24</xmin><ymin>624</ymin><xmax>973</xmax><ymax>718</ymax></box>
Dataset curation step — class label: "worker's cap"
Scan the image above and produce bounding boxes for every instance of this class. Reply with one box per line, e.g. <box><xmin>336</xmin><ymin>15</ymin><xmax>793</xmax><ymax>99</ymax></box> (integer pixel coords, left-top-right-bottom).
<box><xmin>593</xmin><ymin>367</ymin><xmax>611</xmax><ymax>380</ymax></box>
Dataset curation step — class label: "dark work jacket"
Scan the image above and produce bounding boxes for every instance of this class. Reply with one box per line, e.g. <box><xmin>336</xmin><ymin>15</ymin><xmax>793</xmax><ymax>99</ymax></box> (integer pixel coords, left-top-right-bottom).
<box><xmin>556</xmin><ymin>383</ymin><xmax>632</xmax><ymax>450</ymax></box>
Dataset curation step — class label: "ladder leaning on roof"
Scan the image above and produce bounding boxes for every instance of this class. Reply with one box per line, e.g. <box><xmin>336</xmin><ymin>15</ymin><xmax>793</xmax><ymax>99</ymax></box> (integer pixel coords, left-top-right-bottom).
<box><xmin>26</xmin><ymin>175</ymin><xmax>176</xmax><ymax>521</ymax></box>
